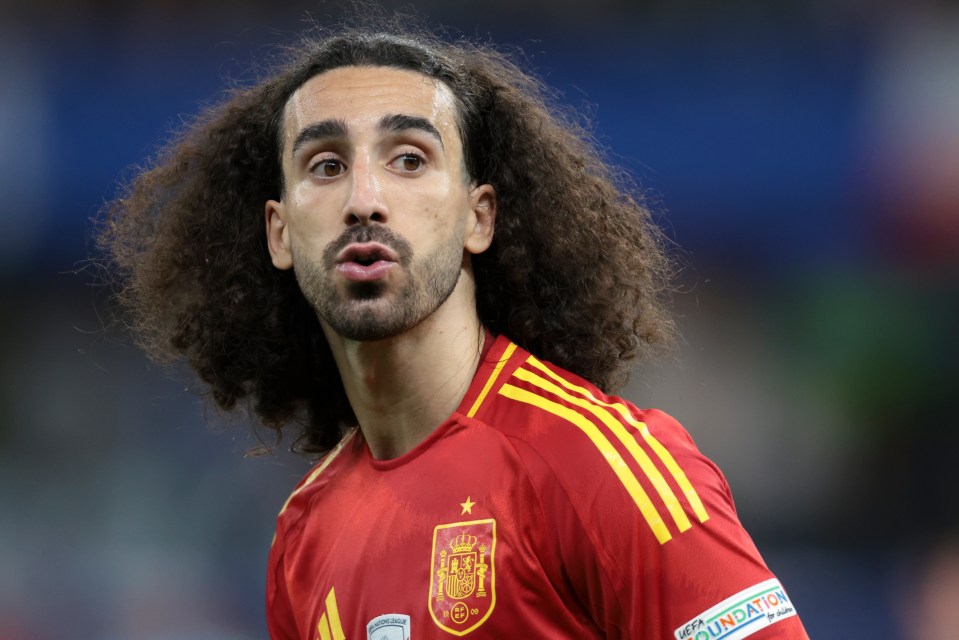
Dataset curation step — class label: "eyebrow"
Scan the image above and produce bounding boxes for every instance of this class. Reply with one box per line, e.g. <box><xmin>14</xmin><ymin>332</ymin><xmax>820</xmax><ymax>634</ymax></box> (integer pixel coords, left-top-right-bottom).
<box><xmin>291</xmin><ymin>119</ymin><xmax>348</xmax><ymax>156</ymax></box>
<box><xmin>290</xmin><ymin>113</ymin><xmax>445</xmax><ymax>158</ymax></box>
<box><xmin>378</xmin><ymin>114</ymin><xmax>444</xmax><ymax>149</ymax></box>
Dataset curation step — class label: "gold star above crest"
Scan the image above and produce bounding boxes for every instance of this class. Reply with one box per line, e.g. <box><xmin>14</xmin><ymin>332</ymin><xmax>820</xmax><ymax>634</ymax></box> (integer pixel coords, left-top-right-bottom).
<box><xmin>460</xmin><ymin>496</ymin><xmax>476</xmax><ymax>515</ymax></box>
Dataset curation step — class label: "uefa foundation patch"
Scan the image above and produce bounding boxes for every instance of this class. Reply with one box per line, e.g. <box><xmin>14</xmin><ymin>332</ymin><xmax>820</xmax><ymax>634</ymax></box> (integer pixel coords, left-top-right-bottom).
<box><xmin>674</xmin><ymin>579</ymin><xmax>797</xmax><ymax>640</ymax></box>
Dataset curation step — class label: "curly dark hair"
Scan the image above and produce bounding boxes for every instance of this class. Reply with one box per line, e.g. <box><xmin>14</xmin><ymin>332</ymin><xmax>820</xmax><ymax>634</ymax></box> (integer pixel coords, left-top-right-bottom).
<box><xmin>99</xmin><ymin>17</ymin><xmax>675</xmax><ymax>457</ymax></box>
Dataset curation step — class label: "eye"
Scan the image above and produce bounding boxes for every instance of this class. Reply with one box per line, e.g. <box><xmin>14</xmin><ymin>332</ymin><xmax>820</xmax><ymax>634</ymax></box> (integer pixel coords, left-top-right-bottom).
<box><xmin>390</xmin><ymin>152</ymin><xmax>425</xmax><ymax>173</ymax></box>
<box><xmin>310</xmin><ymin>157</ymin><xmax>346</xmax><ymax>178</ymax></box>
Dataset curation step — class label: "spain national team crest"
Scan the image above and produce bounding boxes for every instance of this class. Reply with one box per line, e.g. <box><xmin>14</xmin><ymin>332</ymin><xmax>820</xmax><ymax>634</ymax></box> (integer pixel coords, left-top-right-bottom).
<box><xmin>428</xmin><ymin>519</ymin><xmax>496</xmax><ymax>636</ymax></box>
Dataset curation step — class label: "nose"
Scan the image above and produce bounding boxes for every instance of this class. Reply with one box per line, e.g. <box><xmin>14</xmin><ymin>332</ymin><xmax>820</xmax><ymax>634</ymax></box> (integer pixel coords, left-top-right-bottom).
<box><xmin>343</xmin><ymin>154</ymin><xmax>388</xmax><ymax>226</ymax></box>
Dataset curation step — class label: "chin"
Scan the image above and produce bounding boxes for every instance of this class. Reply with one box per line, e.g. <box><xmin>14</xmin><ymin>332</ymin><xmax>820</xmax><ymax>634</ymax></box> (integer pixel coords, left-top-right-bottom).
<box><xmin>322</xmin><ymin>300</ymin><xmax>419</xmax><ymax>342</ymax></box>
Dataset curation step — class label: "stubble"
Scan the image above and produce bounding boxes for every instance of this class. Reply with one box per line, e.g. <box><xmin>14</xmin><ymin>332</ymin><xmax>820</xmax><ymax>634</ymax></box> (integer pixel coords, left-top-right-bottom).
<box><xmin>293</xmin><ymin>224</ymin><xmax>463</xmax><ymax>341</ymax></box>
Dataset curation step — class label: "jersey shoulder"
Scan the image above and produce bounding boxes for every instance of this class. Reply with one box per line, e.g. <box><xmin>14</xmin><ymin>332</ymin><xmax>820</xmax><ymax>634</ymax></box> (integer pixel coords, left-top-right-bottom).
<box><xmin>465</xmin><ymin>341</ymin><xmax>811</xmax><ymax>640</ymax></box>
<box><xmin>272</xmin><ymin>427</ymin><xmax>361</xmax><ymax>538</ymax></box>
<box><xmin>466</xmin><ymin>340</ymin><xmax>722</xmax><ymax>546</ymax></box>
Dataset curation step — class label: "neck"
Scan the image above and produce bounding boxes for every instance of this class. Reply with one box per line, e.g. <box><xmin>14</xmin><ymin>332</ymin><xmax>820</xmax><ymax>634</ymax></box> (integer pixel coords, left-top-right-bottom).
<box><xmin>322</xmin><ymin>287</ymin><xmax>485</xmax><ymax>460</ymax></box>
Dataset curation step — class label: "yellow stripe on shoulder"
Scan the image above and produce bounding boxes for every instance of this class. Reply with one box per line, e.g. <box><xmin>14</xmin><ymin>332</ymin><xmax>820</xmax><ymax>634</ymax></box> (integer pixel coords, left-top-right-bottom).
<box><xmin>525</xmin><ymin>356</ymin><xmax>709</xmax><ymax>525</ymax></box>
<box><xmin>513</xmin><ymin>366</ymin><xmax>693</xmax><ymax>535</ymax></box>
<box><xmin>499</xmin><ymin>381</ymin><xmax>672</xmax><ymax>544</ymax></box>
<box><xmin>467</xmin><ymin>341</ymin><xmax>518</xmax><ymax>418</ymax></box>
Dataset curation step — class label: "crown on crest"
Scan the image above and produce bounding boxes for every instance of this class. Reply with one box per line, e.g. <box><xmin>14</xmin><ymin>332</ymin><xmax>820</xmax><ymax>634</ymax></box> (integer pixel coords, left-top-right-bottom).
<box><xmin>449</xmin><ymin>533</ymin><xmax>478</xmax><ymax>553</ymax></box>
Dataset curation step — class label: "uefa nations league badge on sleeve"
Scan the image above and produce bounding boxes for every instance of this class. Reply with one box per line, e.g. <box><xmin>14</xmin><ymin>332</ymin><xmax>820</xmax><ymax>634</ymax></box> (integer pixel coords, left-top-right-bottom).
<box><xmin>367</xmin><ymin>613</ymin><xmax>411</xmax><ymax>640</ymax></box>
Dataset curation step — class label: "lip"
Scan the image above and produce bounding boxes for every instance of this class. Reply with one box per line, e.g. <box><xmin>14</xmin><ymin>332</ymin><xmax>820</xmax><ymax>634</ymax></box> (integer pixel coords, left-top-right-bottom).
<box><xmin>335</xmin><ymin>242</ymin><xmax>400</xmax><ymax>265</ymax></box>
<box><xmin>334</xmin><ymin>242</ymin><xmax>398</xmax><ymax>282</ymax></box>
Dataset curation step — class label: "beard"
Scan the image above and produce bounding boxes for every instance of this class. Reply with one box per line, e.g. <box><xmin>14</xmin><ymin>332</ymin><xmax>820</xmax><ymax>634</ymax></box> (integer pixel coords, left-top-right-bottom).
<box><xmin>292</xmin><ymin>224</ymin><xmax>464</xmax><ymax>342</ymax></box>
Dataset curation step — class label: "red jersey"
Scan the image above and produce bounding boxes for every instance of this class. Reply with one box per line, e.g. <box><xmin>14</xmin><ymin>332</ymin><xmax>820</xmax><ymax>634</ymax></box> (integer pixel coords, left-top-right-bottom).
<box><xmin>267</xmin><ymin>336</ymin><xmax>809</xmax><ymax>640</ymax></box>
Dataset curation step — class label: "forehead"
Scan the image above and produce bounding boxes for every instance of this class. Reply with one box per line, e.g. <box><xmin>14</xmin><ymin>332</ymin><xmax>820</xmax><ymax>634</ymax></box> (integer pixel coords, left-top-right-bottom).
<box><xmin>281</xmin><ymin>65</ymin><xmax>461</xmax><ymax>148</ymax></box>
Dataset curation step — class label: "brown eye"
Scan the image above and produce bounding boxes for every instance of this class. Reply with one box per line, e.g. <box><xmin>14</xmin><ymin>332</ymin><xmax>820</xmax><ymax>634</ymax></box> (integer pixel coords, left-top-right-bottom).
<box><xmin>390</xmin><ymin>153</ymin><xmax>425</xmax><ymax>173</ymax></box>
<box><xmin>401</xmin><ymin>155</ymin><xmax>422</xmax><ymax>171</ymax></box>
<box><xmin>312</xmin><ymin>158</ymin><xmax>345</xmax><ymax>178</ymax></box>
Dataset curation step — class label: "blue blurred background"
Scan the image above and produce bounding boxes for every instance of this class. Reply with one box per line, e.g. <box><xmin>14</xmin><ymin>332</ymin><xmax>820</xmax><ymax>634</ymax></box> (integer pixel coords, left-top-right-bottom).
<box><xmin>1</xmin><ymin>1</ymin><xmax>957</xmax><ymax>638</ymax></box>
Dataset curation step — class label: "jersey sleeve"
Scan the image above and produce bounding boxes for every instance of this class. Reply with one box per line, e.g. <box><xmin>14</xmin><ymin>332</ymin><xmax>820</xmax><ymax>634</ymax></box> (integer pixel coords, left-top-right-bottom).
<box><xmin>523</xmin><ymin>405</ymin><xmax>809</xmax><ymax>640</ymax></box>
<box><xmin>266</xmin><ymin>520</ymin><xmax>300</xmax><ymax>640</ymax></box>
<box><xmin>267</xmin><ymin>470</ymin><xmax>314</xmax><ymax>640</ymax></box>
<box><xmin>264</xmin><ymin>430</ymin><xmax>358</xmax><ymax>640</ymax></box>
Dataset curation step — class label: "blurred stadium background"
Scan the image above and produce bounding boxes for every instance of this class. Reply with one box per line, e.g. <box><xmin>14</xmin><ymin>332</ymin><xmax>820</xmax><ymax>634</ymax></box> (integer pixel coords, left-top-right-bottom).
<box><xmin>1</xmin><ymin>0</ymin><xmax>957</xmax><ymax>638</ymax></box>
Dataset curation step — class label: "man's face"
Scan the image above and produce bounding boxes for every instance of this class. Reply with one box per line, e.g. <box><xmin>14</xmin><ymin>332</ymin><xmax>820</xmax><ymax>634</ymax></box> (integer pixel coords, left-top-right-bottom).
<box><xmin>265</xmin><ymin>66</ymin><xmax>495</xmax><ymax>341</ymax></box>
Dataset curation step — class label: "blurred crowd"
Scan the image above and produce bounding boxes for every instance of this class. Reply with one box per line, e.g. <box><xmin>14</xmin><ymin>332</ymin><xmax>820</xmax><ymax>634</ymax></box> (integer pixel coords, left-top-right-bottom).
<box><xmin>0</xmin><ymin>1</ymin><xmax>956</xmax><ymax>638</ymax></box>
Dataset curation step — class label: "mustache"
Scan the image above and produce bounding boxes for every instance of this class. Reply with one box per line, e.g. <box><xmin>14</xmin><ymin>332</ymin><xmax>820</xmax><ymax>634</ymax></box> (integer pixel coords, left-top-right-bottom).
<box><xmin>321</xmin><ymin>225</ymin><xmax>413</xmax><ymax>267</ymax></box>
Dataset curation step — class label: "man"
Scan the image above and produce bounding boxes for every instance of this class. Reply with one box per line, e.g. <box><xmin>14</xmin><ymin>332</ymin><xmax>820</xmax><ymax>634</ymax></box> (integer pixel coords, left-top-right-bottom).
<box><xmin>101</xmin><ymin>21</ymin><xmax>809</xmax><ymax>640</ymax></box>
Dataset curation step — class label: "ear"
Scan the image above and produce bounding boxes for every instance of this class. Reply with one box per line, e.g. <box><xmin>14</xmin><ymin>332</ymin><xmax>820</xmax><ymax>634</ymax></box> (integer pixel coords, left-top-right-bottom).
<box><xmin>265</xmin><ymin>199</ymin><xmax>293</xmax><ymax>270</ymax></box>
<box><xmin>465</xmin><ymin>183</ymin><xmax>496</xmax><ymax>255</ymax></box>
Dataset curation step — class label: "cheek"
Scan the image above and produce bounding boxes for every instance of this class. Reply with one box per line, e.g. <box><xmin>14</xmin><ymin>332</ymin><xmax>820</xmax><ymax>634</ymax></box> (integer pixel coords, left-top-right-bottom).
<box><xmin>420</xmin><ymin>201</ymin><xmax>465</xmax><ymax>243</ymax></box>
<box><xmin>288</xmin><ymin>183</ymin><xmax>325</xmax><ymax>216</ymax></box>
<box><xmin>287</xmin><ymin>188</ymin><xmax>340</xmax><ymax>237</ymax></box>
<box><xmin>419</xmin><ymin>182</ymin><xmax>469</xmax><ymax>226</ymax></box>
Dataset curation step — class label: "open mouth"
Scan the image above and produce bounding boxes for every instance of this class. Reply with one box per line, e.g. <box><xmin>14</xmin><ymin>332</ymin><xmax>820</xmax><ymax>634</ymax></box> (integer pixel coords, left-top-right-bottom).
<box><xmin>352</xmin><ymin>253</ymin><xmax>380</xmax><ymax>267</ymax></box>
<box><xmin>337</xmin><ymin>242</ymin><xmax>399</xmax><ymax>266</ymax></box>
<box><xmin>335</xmin><ymin>242</ymin><xmax>399</xmax><ymax>282</ymax></box>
